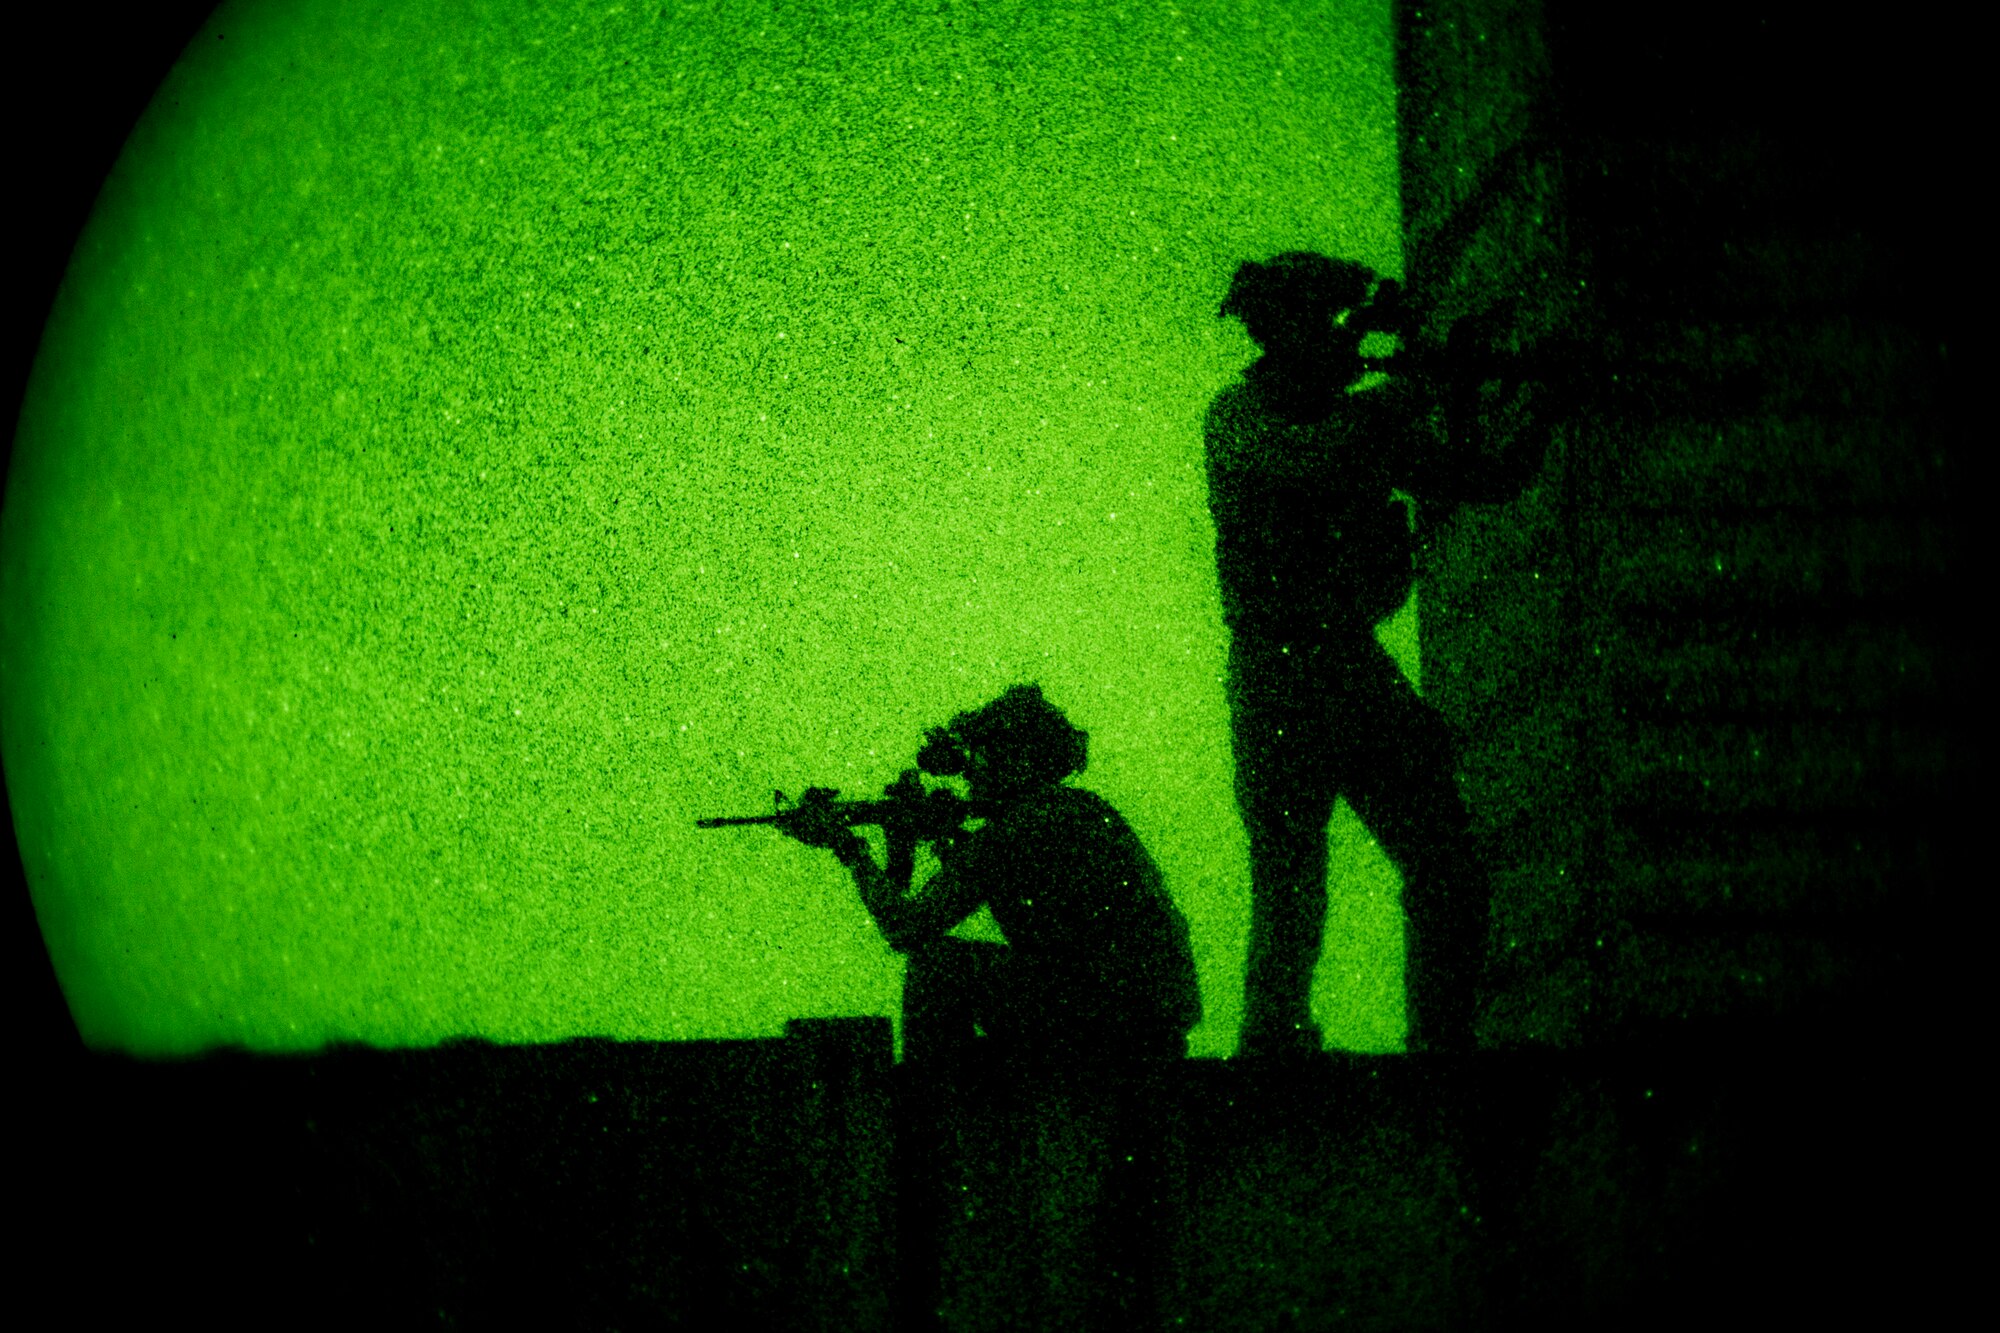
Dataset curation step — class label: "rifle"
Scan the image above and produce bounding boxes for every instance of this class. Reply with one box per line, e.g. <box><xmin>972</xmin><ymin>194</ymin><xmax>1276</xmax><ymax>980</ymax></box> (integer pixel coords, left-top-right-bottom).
<box><xmin>696</xmin><ymin>770</ymin><xmax>983</xmax><ymax>842</ymax></box>
<box><xmin>1364</xmin><ymin>286</ymin><xmax>1757</xmax><ymax>416</ymax></box>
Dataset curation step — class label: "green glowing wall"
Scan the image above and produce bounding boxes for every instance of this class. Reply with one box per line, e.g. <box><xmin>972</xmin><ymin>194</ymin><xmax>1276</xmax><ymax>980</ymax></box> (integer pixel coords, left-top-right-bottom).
<box><xmin>2</xmin><ymin>0</ymin><xmax>1411</xmax><ymax>1055</ymax></box>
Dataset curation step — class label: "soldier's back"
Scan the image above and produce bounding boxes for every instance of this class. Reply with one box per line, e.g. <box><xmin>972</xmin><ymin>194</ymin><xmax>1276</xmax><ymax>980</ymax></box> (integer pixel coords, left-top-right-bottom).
<box><xmin>979</xmin><ymin>786</ymin><xmax>1201</xmax><ymax>1053</ymax></box>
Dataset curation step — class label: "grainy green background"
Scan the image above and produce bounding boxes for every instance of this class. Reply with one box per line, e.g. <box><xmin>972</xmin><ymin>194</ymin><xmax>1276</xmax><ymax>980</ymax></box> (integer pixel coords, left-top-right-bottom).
<box><xmin>3</xmin><ymin>0</ymin><xmax>1411</xmax><ymax>1055</ymax></box>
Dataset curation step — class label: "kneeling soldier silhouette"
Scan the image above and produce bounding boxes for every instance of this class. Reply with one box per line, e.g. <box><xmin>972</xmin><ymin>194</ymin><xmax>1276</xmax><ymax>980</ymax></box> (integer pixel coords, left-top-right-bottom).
<box><xmin>775</xmin><ymin>685</ymin><xmax>1196</xmax><ymax>1329</ymax></box>
<box><xmin>777</xmin><ymin>684</ymin><xmax>1201</xmax><ymax>1067</ymax></box>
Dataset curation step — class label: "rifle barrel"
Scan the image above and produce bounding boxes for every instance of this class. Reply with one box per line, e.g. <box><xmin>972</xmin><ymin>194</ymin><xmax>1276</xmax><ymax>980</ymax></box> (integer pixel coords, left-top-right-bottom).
<box><xmin>695</xmin><ymin>799</ymin><xmax>893</xmax><ymax>830</ymax></box>
<box><xmin>695</xmin><ymin>794</ymin><xmax>987</xmax><ymax>831</ymax></box>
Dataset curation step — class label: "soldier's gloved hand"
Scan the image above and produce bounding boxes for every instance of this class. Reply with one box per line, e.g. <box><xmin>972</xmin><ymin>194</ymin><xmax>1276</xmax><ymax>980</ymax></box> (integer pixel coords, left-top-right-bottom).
<box><xmin>1364</xmin><ymin>279</ymin><xmax>1415</xmax><ymax>337</ymax></box>
<box><xmin>921</xmin><ymin>787</ymin><xmax>971</xmax><ymax>841</ymax></box>
<box><xmin>777</xmin><ymin>791</ymin><xmax>852</xmax><ymax>850</ymax></box>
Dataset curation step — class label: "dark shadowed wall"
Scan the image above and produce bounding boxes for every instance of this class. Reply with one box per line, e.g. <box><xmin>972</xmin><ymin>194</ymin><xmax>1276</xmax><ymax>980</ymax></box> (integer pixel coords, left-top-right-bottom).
<box><xmin>1396</xmin><ymin>0</ymin><xmax>1967</xmax><ymax>1047</ymax></box>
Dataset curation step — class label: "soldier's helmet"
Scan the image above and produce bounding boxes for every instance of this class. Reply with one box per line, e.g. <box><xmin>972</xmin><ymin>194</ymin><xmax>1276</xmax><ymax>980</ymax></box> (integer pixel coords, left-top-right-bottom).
<box><xmin>1219</xmin><ymin>251</ymin><xmax>1377</xmax><ymax>346</ymax></box>
<box><xmin>936</xmin><ymin>684</ymin><xmax>1088</xmax><ymax>786</ymax></box>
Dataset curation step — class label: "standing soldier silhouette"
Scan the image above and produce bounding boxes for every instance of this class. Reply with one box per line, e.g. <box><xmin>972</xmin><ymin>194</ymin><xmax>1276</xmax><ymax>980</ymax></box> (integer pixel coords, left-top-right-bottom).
<box><xmin>1207</xmin><ymin>251</ymin><xmax>1542</xmax><ymax>1056</ymax></box>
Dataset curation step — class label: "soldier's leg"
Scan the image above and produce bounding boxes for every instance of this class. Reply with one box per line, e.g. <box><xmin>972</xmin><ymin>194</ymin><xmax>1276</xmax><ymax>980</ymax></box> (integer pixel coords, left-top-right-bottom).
<box><xmin>901</xmin><ymin>938</ymin><xmax>1009</xmax><ymax>1066</ymax></box>
<box><xmin>1240</xmin><ymin>789</ymin><xmax>1337</xmax><ymax>1053</ymax></box>
<box><xmin>1228</xmin><ymin>638</ymin><xmax>1341</xmax><ymax>1055</ymax></box>
<box><xmin>896</xmin><ymin>941</ymin><xmax>1007</xmax><ymax>1332</ymax></box>
<box><xmin>1337</xmin><ymin>653</ymin><xmax>1490</xmax><ymax>1053</ymax></box>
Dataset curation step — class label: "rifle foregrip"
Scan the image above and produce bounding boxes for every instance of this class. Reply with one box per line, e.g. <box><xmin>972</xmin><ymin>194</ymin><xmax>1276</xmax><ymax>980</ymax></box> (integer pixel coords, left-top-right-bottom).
<box><xmin>695</xmin><ymin>802</ymin><xmax>888</xmax><ymax>830</ymax></box>
<box><xmin>695</xmin><ymin>792</ymin><xmax>984</xmax><ymax>831</ymax></box>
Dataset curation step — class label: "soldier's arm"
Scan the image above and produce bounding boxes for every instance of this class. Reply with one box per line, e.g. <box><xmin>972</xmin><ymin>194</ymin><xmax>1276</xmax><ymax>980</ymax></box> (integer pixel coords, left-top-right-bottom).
<box><xmin>836</xmin><ymin>833</ymin><xmax>987</xmax><ymax>954</ymax></box>
<box><xmin>1463</xmin><ymin>382</ymin><xmax>1553</xmax><ymax>504</ymax></box>
<box><xmin>1400</xmin><ymin>369</ymin><xmax>1551</xmax><ymax>511</ymax></box>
